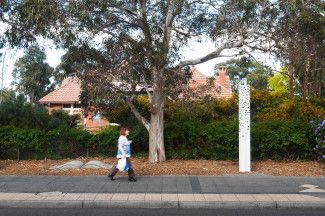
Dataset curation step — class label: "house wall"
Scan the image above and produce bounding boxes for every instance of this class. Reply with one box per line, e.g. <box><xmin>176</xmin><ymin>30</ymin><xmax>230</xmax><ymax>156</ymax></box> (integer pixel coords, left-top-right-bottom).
<box><xmin>48</xmin><ymin>104</ymin><xmax>64</xmax><ymax>115</ymax></box>
<box><xmin>82</xmin><ymin>109</ymin><xmax>109</xmax><ymax>133</ymax></box>
<box><xmin>83</xmin><ymin>115</ymin><xmax>109</xmax><ymax>133</ymax></box>
<box><xmin>45</xmin><ymin>104</ymin><xmax>109</xmax><ymax>132</ymax></box>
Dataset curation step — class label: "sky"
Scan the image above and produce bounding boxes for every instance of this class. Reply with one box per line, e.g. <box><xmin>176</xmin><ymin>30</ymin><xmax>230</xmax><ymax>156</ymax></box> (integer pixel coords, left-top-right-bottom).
<box><xmin>0</xmin><ymin>38</ymin><xmax>280</xmax><ymax>88</ymax></box>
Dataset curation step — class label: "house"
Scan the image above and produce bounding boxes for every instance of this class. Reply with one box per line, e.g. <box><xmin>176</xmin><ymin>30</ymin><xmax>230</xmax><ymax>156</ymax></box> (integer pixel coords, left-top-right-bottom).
<box><xmin>38</xmin><ymin>76</ymin><xmax>108</xmax><ymax>131</ymax></box>
<box><xmin>39</xmin><ymin>66</ymin><xmax>232</xmax><ymax>130</ymax></box>
<box><xmin>187</xmin><ymin>66</ymin><xmax>233</xmax><ymax>99</ymax></box>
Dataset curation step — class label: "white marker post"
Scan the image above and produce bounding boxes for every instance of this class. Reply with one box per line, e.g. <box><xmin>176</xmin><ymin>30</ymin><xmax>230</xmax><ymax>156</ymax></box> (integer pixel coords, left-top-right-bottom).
<box><xmin>239</xmin><ymin>78</ymin><xmax>251</xmax><ymax>172</ymax></box>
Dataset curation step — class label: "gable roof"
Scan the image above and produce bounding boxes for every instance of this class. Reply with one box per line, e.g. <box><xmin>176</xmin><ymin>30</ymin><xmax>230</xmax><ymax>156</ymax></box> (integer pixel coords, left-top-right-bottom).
<box><xmin>39</xmin><ymin>76</ymin><xmax>81</xmax><ymax>104</ymax></box>
<box><xmin>188</xmin><ymin>66</ymin><xmax>233</xmax><ymax>98</ymax></box>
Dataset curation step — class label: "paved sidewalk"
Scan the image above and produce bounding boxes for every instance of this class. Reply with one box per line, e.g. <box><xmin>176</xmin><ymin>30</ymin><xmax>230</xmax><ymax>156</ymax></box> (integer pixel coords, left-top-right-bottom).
<box><xmin>1</xmin><ymin>192</ymin><xmax>325</xmax><ymax>208</ymax></box>
<box><xmin>0</xmin><ymin>175</ymin><xmax>324</xmax><ymax>208</ymax></box>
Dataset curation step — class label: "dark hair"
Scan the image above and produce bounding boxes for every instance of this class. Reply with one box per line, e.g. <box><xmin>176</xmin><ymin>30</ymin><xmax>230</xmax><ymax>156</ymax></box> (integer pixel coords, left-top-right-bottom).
<box><xmin>119</xmin><ymin>127</ymin><xmax>129</xmax><ymax>136</ymax></box>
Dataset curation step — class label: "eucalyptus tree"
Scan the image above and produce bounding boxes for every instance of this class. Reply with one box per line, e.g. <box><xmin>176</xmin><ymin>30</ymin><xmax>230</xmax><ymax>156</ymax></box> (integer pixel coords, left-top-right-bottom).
<box><xmin>244</xmin><ymin>0</ymin><xmax>325</xmax><ymax>98</ymax></box>
<box><xmin>215</xmin><ymin>58</ymin><xmax>273</xmax><ymax>91</ymax></box>
<box><xmin>12</xmin><ymin>45</ymin><xmax>54</xmax><ymax>102</ymax></box>
<box><xmin>1</xmin><ymin>0</ymin><xmax>273</xmax><ymax>162</ymax></box>
<box><xmin>275</xmin><ymin>0</ymin><xmax>325</xmax><ymax>99</ymax></box>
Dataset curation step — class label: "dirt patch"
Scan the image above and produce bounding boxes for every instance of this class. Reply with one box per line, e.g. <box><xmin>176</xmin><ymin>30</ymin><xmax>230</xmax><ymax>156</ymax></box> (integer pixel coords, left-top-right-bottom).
<box><xmin>0</xmin><ymin>157</ymin><xmax>324</xmax><ymax>176</ymax></box>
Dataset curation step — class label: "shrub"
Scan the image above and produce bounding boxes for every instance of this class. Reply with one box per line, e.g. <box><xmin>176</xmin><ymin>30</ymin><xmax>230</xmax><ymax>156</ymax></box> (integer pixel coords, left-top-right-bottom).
<box><xmin>251</xmin><ymin>120</ymin><xmax>314</xmax><ymax>160</ymax></box>
<box><xmin>310</xmin><ymin>117</ymin><xmax>325</xmax><ymax>161</ymax></box>
<box><xmin>202</xmin><ymin>121</ymin><xmax>239</xmax><ymax>160</ymax></box>
<box><xmin>88</xmin><ymin>127</ymin><xmax>119</xmax><ymax>157</ymax></box>
<box><xmin>128</xmin><ymin>125</ymin><xmax>148</xmax><ymax>154</ymax></box>
<box><xmin>47</xmin><ymin>128</ymin><xmax>91</xmax><ymax>159</ymax></box>
<box><xmin>0</xmin><ymin>126</ymin><xmax>48</xmax><ymax>160</ymax></box>
<box><xmin>0</xmin><ymin>95</ymin><xmax>49</xmax><ymax>129</ymax></box>
<box><xmin>165</xmin><ymin>119</ymin><xmax>203</xmax><ymax>159</ymax></box>
<box><xmin>46</xmin><ymin>110</ymin><xmax>80</xmax><ymax>131</ymax></box>
<box><xmin>164</xmin><ymin>119</ymin><xmax>313</xmax><ymax>160</ymax></box>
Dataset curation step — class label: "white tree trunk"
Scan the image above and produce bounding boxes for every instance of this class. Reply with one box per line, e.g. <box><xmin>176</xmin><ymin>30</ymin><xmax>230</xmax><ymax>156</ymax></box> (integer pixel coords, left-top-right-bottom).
<box><xmin>148</xmin><ymin>67</ymin><xmax>166</xmax><ymax>162</ymax></box>
<box><xmin>148</xmin><ymin>101</ymin><xmax>166</xmax><ymax>162</ymax></box>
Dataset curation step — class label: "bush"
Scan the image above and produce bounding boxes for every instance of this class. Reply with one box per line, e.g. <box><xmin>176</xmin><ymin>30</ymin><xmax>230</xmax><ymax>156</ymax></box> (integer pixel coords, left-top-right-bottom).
<box><xmin>128</xmin><ymin>125</ymin><xmax>148</xmax><ymax>154</ymax></box>
<box><xmin>0</xmin><ymin>95</ymin><xmax>49</xmax><ymax>129</ymax></box>
<box><xmin>0</xmin><ymin>126</ymin><xmax>48</xmax><ymax>160</ymax></box>
<box><xmin>164</xmin><ymin>118</ymin><xmax>313</xmax><ymax>160</ymax></box>
<box><xmin>47</xmin><ymin>128</ymin><xmax>91</xmax><ymax>159</ymax></box>
<box><xmin>251</xmin><ymin>120</ymin><xmax>314</xmax><ymax>160</ymax></box>
<box><xmin>0</xmin><ymin>96</ymin><xmax>81</xmax><ymax>131</ymax></box>
<box><xmin>88</xmin><ymin>127</ymin><xmax>119</xmax><ymax>157</ymax></box>
<box><xmin>46</xmin><ymin>110</ymin><xmax>80</xmax><ymax>131</ymax></box>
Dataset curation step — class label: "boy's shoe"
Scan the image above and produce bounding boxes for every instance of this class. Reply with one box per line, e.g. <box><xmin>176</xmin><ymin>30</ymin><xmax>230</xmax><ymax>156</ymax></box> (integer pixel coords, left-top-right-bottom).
<box><xmin>128</xmin><ymin>177</ymin><xmax>137</xmax><ymax>182</ymax></box>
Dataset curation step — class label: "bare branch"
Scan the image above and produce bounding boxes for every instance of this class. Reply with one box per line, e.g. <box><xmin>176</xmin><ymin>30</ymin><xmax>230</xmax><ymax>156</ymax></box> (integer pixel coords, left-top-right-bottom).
<box><xmin>177</xmin><ymin>37</ymin><xmax>246</xmax><ymax>68</ymax></box>
<box><xmin>164</xmin><ymin>0</ymin><xmax>175</xmax><ymax>45</ymax></box>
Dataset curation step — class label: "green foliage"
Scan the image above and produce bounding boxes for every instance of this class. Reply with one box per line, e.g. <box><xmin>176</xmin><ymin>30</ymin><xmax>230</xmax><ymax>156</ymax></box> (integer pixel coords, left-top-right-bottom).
<box><xmin>252</xmin><ymin>120</ymin><xmax>313</xmax><ymax>160</ymax></box>
<box><xmin>215</xmin><ymin>58</ymin><xmax>273</xmax><ymax>91</ymax></box>
<box><xmin>128</xmin><ymin>125</ymin><xmax>149</xmax><ymax>153</ymax></box>
<box><xmin>102</xmin><ymin>91</ymin><xmax>324</xmax><ymax>160</ymax></box>
<box><xmin>267</xmin><ymin>68</ymin><xmax>289</xmax><ymax>94</ymax></box>
<box><xmin>0</xmin><ymin>88</ymin><xmax>16</xmax><ymax>103</ymax></box>
<box><xmin>47</xmin><ymin>128</ymin><xmax>91</xmax><ymax>159</ymax></box>
<box><xmin>0</xmin><ymin>89</ymin><xmax>324</xmax><ymax>160</ymax></box>
<box><xmin>12</xmin><ymin>45</ymin><xmax>54</xmax><ymax>102</ymax></box>
<box><xmin>88</xmin><ymin>127</ymin><xmax>119</xmax><ymax>157</ymax></box>
<box><xmin>164</xmin><ymin>119</ymin><xmax>239</xmax><ymax>160</ymax></box>
<box><xmin>0</xmin><ymin>94</ymin><xmax>49</xmax><ymax>129</ymax></box>
<box><xmin>47</xmin><ymin>110</ymin><xmax>80</xmax><ymax>131</ymax></box>
<box><xmin>0</xmin><ymin>95</ymin><xmax>80</xmax><ymax>130</ymax></box>
<box><xmin>0</xmin><ymin>126</ymin><xmax>48</xmax><ymax>159</ymax></box>
<box><xmin>162</xmin><ymin>119</ymin><xmax>313</xmax><ymax>160</ymax></box>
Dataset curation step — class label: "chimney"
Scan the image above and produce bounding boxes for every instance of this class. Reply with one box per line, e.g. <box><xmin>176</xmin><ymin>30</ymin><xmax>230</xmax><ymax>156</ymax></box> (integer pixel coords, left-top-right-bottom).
<box><xmin>218</xmin><ymin>66</ymin><xmax>227</xmax><ymax>87</ymax></box>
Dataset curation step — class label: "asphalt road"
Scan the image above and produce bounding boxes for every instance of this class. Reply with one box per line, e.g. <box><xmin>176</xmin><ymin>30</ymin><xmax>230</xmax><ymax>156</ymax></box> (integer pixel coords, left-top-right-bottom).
<box><xmin>1</xmin><ymin>208</ymin><xmax>325</xmax><ymax>216</ymax></box>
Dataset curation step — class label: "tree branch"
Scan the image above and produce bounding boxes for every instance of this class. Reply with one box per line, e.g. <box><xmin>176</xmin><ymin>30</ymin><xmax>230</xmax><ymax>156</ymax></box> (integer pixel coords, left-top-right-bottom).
<box><xmin>125</xmin><ymin>97</ymin><xmax>150</xmax><ymax>131</ymax></box>
<box><xmin>177</xmin><ymin>37</ymin><xmax>246</xmax><ymax>68</ymax></box>
<box><xmin>163</xmin><ymin>0</ymin><xmax>175</xmax><ymax>46</ymax></box>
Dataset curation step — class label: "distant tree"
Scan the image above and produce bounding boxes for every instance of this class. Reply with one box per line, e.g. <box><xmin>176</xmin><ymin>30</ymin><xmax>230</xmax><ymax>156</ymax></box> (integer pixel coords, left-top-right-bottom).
<box><xmin>12</xmin><ymin>45</ymin><xmax>54</xmax><ymax>102</ymax></box>
<box><xmin>54</xmin><ymin>45</ymin><xmax>105</xmax><ymax>84</ymax></box>
<box><xmin>0</xmin><ymin>93</ymin><xmax>79</xmax><ymax>130</ymax></box>
<box><xmin>268</xmin><ymin>68</ymin><xmax>289</xmax><ymax>94</ymax></box>
<box><xmin>215</xmin><ymin>58</ymin><xmax>273</xmax><ymax>91</ymax></box>
<box><xmin>0</xmin><ymin>88</ymin><xmax>15</xmax><ymax>103</ymax></box>
<box><xmin>0</xmin><ymin>94</ymin><xmax>49</xmax><ymax>128</ymax></box>
<box><xmin>248</xmin><ymin>0</ymin><xmax>325</xmax><ymax>99</ymax></box>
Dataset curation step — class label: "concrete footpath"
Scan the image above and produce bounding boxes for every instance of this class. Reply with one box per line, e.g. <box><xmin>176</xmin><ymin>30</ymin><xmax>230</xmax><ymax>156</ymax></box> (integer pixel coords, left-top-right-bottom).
<box><xmin>0</xmin><ymin>175</ymin><xmax>325</xmax><ymax>209</ymax></box>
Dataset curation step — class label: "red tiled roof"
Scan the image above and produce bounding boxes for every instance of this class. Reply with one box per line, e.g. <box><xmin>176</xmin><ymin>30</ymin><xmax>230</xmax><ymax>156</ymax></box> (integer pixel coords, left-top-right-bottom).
<box><xmin>39</xmin><ymin>77</ymin><xmax>81</xmax><ymax>104</ymax></box>
<box><xmin>188</xmin><ymin>67</ymin><xmax>208</xmax><ymax>88</ymax></box>
<box><xmin>188</xmin><ymin>66</ymin><xmax>233</xmax><ymax>99</ymax></box>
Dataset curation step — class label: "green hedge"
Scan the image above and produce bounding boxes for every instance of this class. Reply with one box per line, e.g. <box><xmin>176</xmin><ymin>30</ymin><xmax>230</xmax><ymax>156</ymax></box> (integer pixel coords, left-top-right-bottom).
<box><xmin>0</xmin><ymin>126</ymin><xmax>48</xmax><ymax>160</ymax></box>
<box><xmin>163</xmin><ymin>119</ymin><xmax>313</xmax><ymax>160</ymax></box>
<box><xmin>0</xmin><ymin>119</ymin><xmax>315</xmax><ymax>160</ymax></box>
<box><xmin>88</xmin><ymin>127</ymin><xmax>119</xmax><ymax>156</ymax></box>
<box><xmin>0</xmin><ymin>90</ymin><xmax>321</xmax><ymax>161</ymax></box>
<box><xmin>0</xmin><ymin>126</ymin><xmax>91</xmax><ymax>160</ymax></box>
